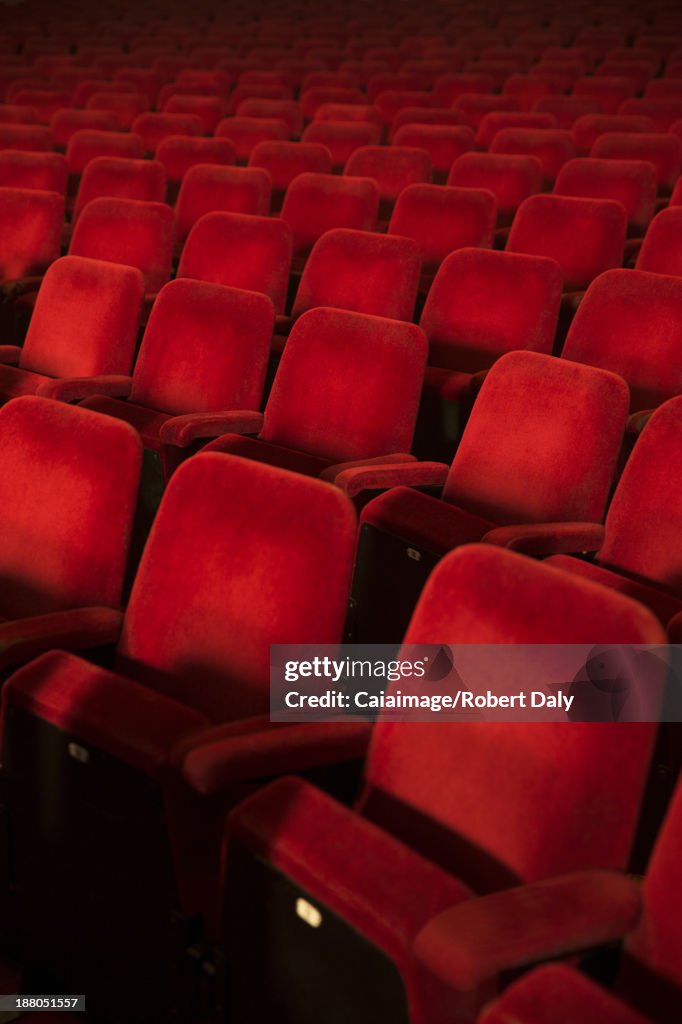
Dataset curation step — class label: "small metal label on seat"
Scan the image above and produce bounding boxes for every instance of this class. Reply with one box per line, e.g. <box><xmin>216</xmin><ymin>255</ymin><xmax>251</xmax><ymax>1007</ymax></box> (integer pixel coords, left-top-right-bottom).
<box><xmin>406</xmin><ymin>547</ymin><xmax>421</xmax><ymax>561</ymax></box>
<box><xmin>67</xmin><ymin>743</ymin><xmax>90</xmax><ymax>764</ymax></box>
<box><xmin>296</xmin><ymin>898</ymin><xmax>322</xmax><ymax>928</ymax></box>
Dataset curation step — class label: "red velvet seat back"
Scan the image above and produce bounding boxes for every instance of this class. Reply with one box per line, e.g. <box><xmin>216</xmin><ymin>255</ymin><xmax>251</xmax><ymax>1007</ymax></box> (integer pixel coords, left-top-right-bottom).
<box><xmin>507</xmin><ymin>194</ymin><xmax>627</xmax><ymax>290</ymax></box>
<box><xmin>292</xmin><ymin>228</ymin><xmax>420</xmax><ymax>321</ymax></box>
<box><xmin>178</xmin><ymin>211</ymin><xmax>292</xmax><ymax>314</ymax></box>
<box><xmin>155</xmin><ymin>136</ymin><xmax>236</xmax><ymax>185</ymax></box>
<box><xmin>447</xmin><ymin>152</ymin><xmax>543</xmax><ymax>217</ymax></box>
<box><xmin>475</xmin><ymin>111</ymin><xmax>555</xmax><ymax>149</ymax></box>
<box><xmin>592</xmin><ymin>132</ymin><xmax>682</xmax><ymax>191</ymax></box>
<box><xmin>0</xmin><ymin>395</ymin><xmax>141</xmax><ymax>617</ymax></box>
<box><xmin>279</xmin><ymin>171</ymin><xmax>378</xmax><ymax>256</ymax></box>
<box><xmin>637</xmin><ymin>208</ymin><xmax>682</xmax><ymax>277</ymax></box>
<box><xmin>49</xmin><ymin>109</ymin><xmax>119</xmax><ymax>147</ymax></box>
<box><xmin>117</xmin><ymin>453</ymin><xmax>356</xmax><ymax>721</ymax></box>
<box><xmin>66</xmin><ymin>129</ymin><xmax>145</xmax><ymax>175</ymax></box>
<box><xmin>599</xmin><ymin>397</ymin><xmax>682</xmax><ymax>591</ymax></box>
<box><xmin>261</xmin><ymin>306</ymin><xmax>427</xmax><ymax>461</ymax></box>
<box><xmin>362</xmin><ymin>544</ymin><xmax>664</xmax><ymax>889</ymax></box>
<box><xmin>301</xmin><ymin>120</ymin><xmax>381</xmax><ymax>168</ymax></box>
<box><xmin>19</xmin><ymin>255</ymin><xmax>144</xmax><ymax>378</ymax></box>
<box><xmin>554</xmin><ymin>158</ymin><xmax>656</xmax><ymax>234</ymax></box>
<box><xmin>344</xmin><ymin>144</ymin><xmax>432</xmax><ymax>202</ymax></box>
<box><xmin>74</xmin><ymin>157</ymin><xmax>166</xmax><ymax>220</ymax></box>
<box><xmin>0</xmin><ymin>151</ymin><xmax>67</xmax><ymax>194</ymax></box>
<box><xmin>443</xmin><ymin>350</ymin><xmax>629</xmax><ymax>523</ymax></box>
<box><xmin>130</xmin><ymin>279</ymin><xmax>273</xmax><ymax>416</ymax></box>
<box><xmin>69</xmin><ymin>197</ymin><xmax>174</xmax><ymax>293</ymax></box>
<box><xmin>420</xmin><ymin>248</ymin><xmax>562</xmax><ymax>372</ymax></box>
<box><xmin>130</xmin><ymin>112</ymin><xmax>203</xmax><ymax>155</ymax></box>
<box><xmin>388</xmin><ymin>184</ymin><xmax>496</xmax><ymax>272</ymax></box>
<box><xmin>627</xmin><ymin>777</ymin><xmax>682</xmax><ymax>988</ymax></box>
<box><xmin>175</xmin><ymin>165</ymin><xmax>271</xmax><ymax>240</ymax></box>
<box><xmin>248</xmin><ymin>140</ymin><xmax>331</xmax><ymax>192</ymax></box>
<box><xmin>0</xmin><ymin>186</ymin><xmax>63</xmax><ymax>280</ymax></box>
<box><xmin>563</xmin><ymin>269</ymin><xmax>682</xmax><ymax>411</ymax></box>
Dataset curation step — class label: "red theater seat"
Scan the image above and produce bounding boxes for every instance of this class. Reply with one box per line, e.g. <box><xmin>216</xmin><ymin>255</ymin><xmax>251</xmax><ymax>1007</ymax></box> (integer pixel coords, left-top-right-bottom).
<box><xmin>475</xmin><ymin>111</ymin><xmax>556</xmax><ymax>149</ymax></box>
<box><xmin>215</xmin><ymin>115</ymin><xmax>289</xmax><ymax>161</ymax></box>
<box><xmin>2</xmin><ymin>452</ymin><xmax>362</xmax><ymax>1018</ymax></box>
<box><xmin>180</xmin><ymin>307</ymin><xmax>426</xmax><ymax>479</ymax></box>
<box><xmin>219</xmin><ymin>543</ymin><xmax>663</xmax><ymax>1024</ymax></box>
<box><xmin>391</xmin><ymin>125</ymin><xmax>474</xmax><ymax>180</ymax></box>
<box><xmin>178</xmin><ymin>211</ymin><xmax>292</xmax><ymax>313</ymax></box>
<box><xmin>547</xmin><ymin>396</ymin><xmax>682</xmax><ymax>626</ymax></box>
<box><xmin>79</xmin><ymin>279</ymin><xmax>273</xmax><ymax>479</ymax></box>
<box><xmin>637</xmin><ymin>208</ymin><xmax>682</xmax><ymax>277</ymax></box>
<box><xmin>66</xmin><ymin>129</ymin><xmax>145</xmax><ymax>176</ymax></box>
<box><xmin>155</xmin><ymin>135</ymin><xmax>235</xmax><ymax>194</ymax></box>
<box><xmin>571</xmin><ymin>114</ymin><xmax>656</xmax><ymax>154</ymax></box>
<box><xmin>131</xmin><ymin>112</ymin><xmax>204</xmax><ymax>155</ymax></box>
<box><xmin>85</xmin><ymin>91</ymin><xmax>149</xmax><ymax>131</ymax></box>
<box><xmin>279</xmin><ymin>172</ymin><xmax>378</xmax><ymax>259</ymax></box>
<box><xmin>447</xmin><ymin>152</ymin><xmax>543</xmax><ymax>225</ymax></box>
<box><xmin>302</xmin><ymin>119</ymin><xmax>382</xmax><ymax>170</ymax></box>
<box><xmin>533</xmin><ymin>95</ymin><xmax>604</xmax><ymax>129</ymax></box>
<box><xmin>175</xmin><ymin>165</ymin><xmax>271</xmax><ymax>241</ymax></box>
<box><xmin>507</xmin><ymin>194</ymin><xmax>627</xmax><ymax>291</ymax></box>
<box><xmin>0</xmin><ymin>123</ymin><xmax>51</xmax><ymax>153</ymax></box>
<box><xmin>388</xmin><ymin>184</ymin><xmax>496</xmax><ymax>280</ymax></box>
<box><xmin>164</xmin><ymin>95</ymin><xmax>226</xmax><ymax>135</ymax></box>
<box><xmin>573</xmin><ymin>76</ymin><xmax>637</xmax><ymax>115</ymax></box>
<box><xmin>490</xmin><ymin>128</ymin><xmax>578</xmax><ymax>183</ymax></box>
<box><xmin>69</xmin><ymin>197</ymin><xmax>174</xmax><ymax>296</ymax></box>
<box><xmin>248</xmin><ymin>141</ymin><xmax>331</xmax><ymax>206</ymax></box>
<box><xmin>0</xmin><ymin>256</ymin><xmax>143</xmax><ymax>405</ymax></box>
<box><xmin>73</xmin><ymin>158</ymin><xmax>166</xmax><ymax>221</ymax></box>
<box><xmin>49</xmin><ymin>109</ymin><xmax>119</xmax><ymax>148</ymax></box>
<box><xmin>554</xmin><ymin>159</ymin><xmax>656</xmax><ymax>235</ymax></box>
<box><xmin>591</xmin><ymin>132</ymin><xmax>682</xmax><ymax>193</ymax></box>
<box><xmin>0</xmin><ymin>186</ymin><xmax>63</xmax><ymax>285</ymax></box>
<box><xmin>0</xmin><ymin>151</ymin><xmax>67</xmax><ymax>195</ymax></box>
<box><xmin>344</xmin><ymin>144</ymin><xmax>432</xmax><ymax>214</ymax></box>
<box><xmin>619</xmin><ymin>98</ymin><xmax>682</xmax><ymax>132</ymax></box>
<box><xmin>351</xmin><ymin>350</ymin><xmax>628</xmax><ymax>640</ymax></box>
<box><xmin>0</xmin><ymin>395</ymin><xmax>141</xmax><ymax>672</ymax></box>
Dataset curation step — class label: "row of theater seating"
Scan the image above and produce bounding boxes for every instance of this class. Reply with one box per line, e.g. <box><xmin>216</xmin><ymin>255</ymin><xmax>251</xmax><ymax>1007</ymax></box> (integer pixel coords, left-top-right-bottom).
<box><xmin>0</xmin><ymin>1</ymin><xmax>680</xmax><ymax>1022</ymax></box>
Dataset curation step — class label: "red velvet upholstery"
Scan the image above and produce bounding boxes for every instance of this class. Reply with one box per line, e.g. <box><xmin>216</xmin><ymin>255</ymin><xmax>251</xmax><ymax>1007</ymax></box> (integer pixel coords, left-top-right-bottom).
<box><xmin>475</xmin><ymin>111</ymin><xmax>555</xmax><ymax>148</ymax></box>
<box><xmin>620</xmin><ymin>98</ymin><xmax>682</xmax><ymax>132</ymax></box>
<box><xmin>69</xmin><ymin>196</ymin><xmax>174</xmax><ymax>294</ymax></box>
<box><xmin>636</xmin><ymin>208</ymin><xmax>682</xmax><ymax>277</ymax></box>
<box><xmin>235</xmin><ymin>99</ymin><xmax>302</xmax><ymax>139</ymax></box>
<box><xmin>548</xmin><ymin>396</ymin><xmax>682</xmax><ymax>623</ymax></box>
<box><xmin>562</xmin><ymin>269</ymin><xmax>682</xmax><ymax>412</ymax></box>
<box><xmin>130</xmin><ymin>112</ymin><xmax>203</xmax><ymax>155</ymax></box>
<box><xmin>391</xmin><ymin>107</ymin><xmax>464</xmax><ymax>136</ymax></box>
<box><xmin>507</xmin><ymin>194</ymin><xmax>627</xmax><ymax>290</ymax></box>
<box><xmin>206</xmin><ymin>307</ymin><xmax>426</xmax><ymax>471</ymax></box>
<box><xmin>313</xmin><ymin>102</ymin><xmax>382</xmax><ymax>125</ymax></box>
<box><xmin>434</xmin><ymin>73</ymin><xmax>495</xmax><ymax>107</ymax></box>
<box><xmin>0</xmin><ymin>186</ymin><xmax>63</xmax><ymax>281</ymax></box>
<box><xmin>300</xmin><ymin>85</ymin><xmax>365</xmax><ymax>119</ymax></box>
<box><xmin>447</xmin><ymin>152</ymin><xmax>543</xmax><ymax>221</ymax></box>
<box><xmin>225</xmin><ymin>544</ymin><xmax>662</xmax><ymax>1024</ymax></box>
<box><xmin>0</xmin><ymin>151</ymin><xmax>67</xmax><ymax>194</ymax></box>
<box><xmin>554</xmin><ymin>158</ymin><xmax>656</xmax><ymax>235</ymax></box>
<box><xmin>73</xmin><ymin>157</ymin><xmax>166</xmax><ymax>220</ymax></box>
<box><xmin>155</xmin><ymin>136</ymin><xmax>235</xmax><ymax>186</ymax></box>
<box><xmin>0</xmin><ymin>395</ymin><xmax>141</xmax><ymax>620</ymax></box>
<box><xmin>391</xmin><ymin>125</ymin><xmax>474</xmax><ymax>176</ymax></box>
<box><xmin>572</xmin><ymin>114</ymin><xmax>655</xmax><ymax>154</ymax></box>
<box><xmin>344</xmin><ymin>144</ymin><xmax>433</xmax><ymax>203</ymax></box>
<box><xmin>490</xmin><ymin>128</ymin><xmax>577</xmax><ymax>182</ymax></box>
<box><xmin>215</xmin><ymin>116</ymin><xmax>289</xmax><ymax>161</ymax></box>
<box><xmin>49</xmin><ymin>109</ymin><xmax>119</xmax><ymax>147</ymax></box>
<box><xmin>301</xmin><ymin>119</ymin><xmax>382</xmax><ymax>169</ymax></box>
<box><xmin>80</xmin><ymin>279</ymin><xmax>273</xmax><ymax>458</ymax></box>
<box><xmin>73</xmin><ymin>80</ymin><xmax>137</xmax><ymax>109</ymax></box>
<box><xmin>533</xmin><ymin>95</ymin><xmax>603</xmax><ymax>128</ymax></box>
<box><xmin>85</xmin><ymin>90</ymin><xmax>149</xmax><ymax>130</ymax></box>
<box><xmin>420</xmin><ymin>248</ymin><xmax>562</xmax><ymax>374</ymax></box>
<box><xmin>592</xmin><ymin>132</ymin><xmax>682</xmax><ymax>192</ymax></box>
<box><xmin>248</xmin><ymin>140</ymin><xmax>332</xmax><ymax>194</ymax></box>
<box><xmin>292</xmin><ymin>228</ymin><xmax>420</xmax><ymax>321</ymax></box>
<box><xmin>0</xmin><ymin>123</ymin><xmax>52</xmax><ymax>152</ymax></box>
<box><xmin>453</xmin><ymin>95</ymin><xmax>522</xmax><ymax>130</ymax></box>
<box><xmin>178</xmin><ymin>211</ymin><xmax>292</xmax><ymax>313</ymax></box>
<box><xmin>573</xmin><ymin>76</ymin><xmax>638</xmax><ymax>115</ymax></box>
<box><xmin>65</xmin><ymin>129</ymin><xmax>144</xmax><ymax>175</ymax></box>
<box><xmin>175</xmin><ymin>165</ymin><xmax>271</xmax><ymax>241</ymax></box>
<box><xmin>388</xmin><ymin>185</ymin><xmax>496</xmax><ymax>274</ymax></box>
<box><xmin>279</xmin><ymin>171</ymin><xmax>378</xmax><ymax>257</ymax></box>
<box><xmin>164</xmin><ymin>95</ymin><xmax>226</xmax><ymax>135</ymax></box>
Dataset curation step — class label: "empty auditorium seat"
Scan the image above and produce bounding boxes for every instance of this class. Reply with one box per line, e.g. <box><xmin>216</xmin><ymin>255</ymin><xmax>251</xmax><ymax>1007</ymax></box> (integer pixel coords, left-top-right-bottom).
<box><xmin>391</xmin><ymin>107</ymin><xmax>463</xmax><ymax>136</ymax></box>
<box><xmin>447</xmin><ymin>152</ymin><xmax>543</xmax><ymax>225</ymax></box>
<box><xmin>184</xmin><ymin>307</ymin><xmax>426</xmax><ymax>478</ymax></box>
<box><xmin>78</xmin><ymin>280</ymin><xmax>273</xmax><ymax>479</ymax></box>
<box><xmin>2</xmin><ymin>452</ymin><xmax>362</xmax><ymax>1019</ymax></box>
<box><xmin>533</xmin><ymin>95</ymin><xmax>603</xmax><ymax>129</ymax></box>
<box><xmin>302</xmin><ymin>119</ymin><xmax>381</xmax><ymax>170</ymax></box>
<box><xmin>300</xmin><ymin>85</ymin><xmax>365</xmax><ymax>119</ymax></box>
<box><xmin>0</xmin><ymin>151</ymin><xmax>67</xmax><ymax>195</ymax></box>
<box><xmin>73</xmin><ymin>79</ymin><xmax>136</xmax><ymax>109</ymax></box>
<box><xmin>469</xmin><ymin>773</ymin><xmax>682</xmax><ymax>1024</ymax></box>
<box><xmin>175</xmin><ymin>165</ymin><xmax>271</xmax><ymax>241</ymax></box>
<box><xmin>475</xmin><ymin>111</ymin><xmax>556</xmax><ymax>149</ymax></box>
<box><xmin>85</xmin><ymin>91</ymin><xmax>149</xmax><ymax>131</ymax></box>
<box><xmin>10</xmin><ymin>89</ymin><xmax>72</xmax><ymax>124</ymax></box>
<box><xmin>344</xmin><ymin>145</ymin><xmax>432</xmax><ymax>215</ymax></box>
<box><xmin>636</xmin><ymin>208</ymin><xmax>682</xmax><ymax>277</ymax></box>
<box><xmin>155</xmin><ymin>135</ymin><xmax>235</xmax><ymax>198</ymax></box>
<box><xmin>70</xmin><ymin>197</ymin><xmax>174</xmax><ymax>296</ymax></box>
<box><xmin>351</xmin><ymin>351</ymin><xmax>628</xmax><ymax>640</ymax></box>
<box><xmin>0</xmin><ymin>256</ymin><xmax>143</xmax><ymax>405</ymax></box>
<box><xmin>554</xmin><ymin>159</ymin><xmax>656</xmax><ymax>235</ymax></box>
<box><xmin>592</xmin><ymin>132</ymin><xmax>682</xmax><ymax>193</ymax></box>
<box><xmin>619</xmin><ymin>97</ymin><xmax>682</xmax><ymax>132</ymax></box>
<box><xmin>572</xmin><ymin>114</ymin><xmax>656</xmax><ymax>155</ymax></box>
<box><xmin>388</xmin><ymin>185</ymin><xmax>496</xmax><ymax>279</ymax></box>
<box><xmin>0</xmin><ymin>105</ymin><xmax>42</xmax><ymax>126</ymax></box>
<box><xmin>453</xmin><ymin>94</ymin><xmax>522</xmax><ymax>129</ymax></box>
<box><xmin>66</xmin><ymin>129</ymin><xmax>145</xmax><ymax>176</ymax></box>
<box><xmin>434</xmin><ymin>72</ymin><xmax>495</xmax><ymax>107</ymax></box>
<box><xmin>0</xmin><ymin>186</ymin><xmax>63</xmax><ymax>285</ymax></box>
<box><xmin>391</xmin><ymin>125</ymin><xmax>474</xmax><ymax>180</ymax></box>
<box><xmin>490</xmin><ymin>128</ymin><xmax>578</xmax><ymax>183</ymax></box>
<box><xmin>178</xmin><ymin>211</ymin><xmax>292</xmax><ymax>313</ymax></box>
<box><xmin>49</xmin><ymin>109</ymin><xmax>119</xmax><ymax>148</ymax></box>
<box><xmin>131</xmin><ymin>112</ymin><xmax>204</xmax><ymax>155</ymax></box>
<box><xmin>164</xmin><ymin>95</ymin><xmax>226</xmax><ymax>135</ymax></box>
<box><xmin>0</xmin><ymin>395</ymin><xmax>141</xmax><ymax>671</ymax></box>
<box><xmin>507</xmin><ymin>194</ymin><xmax>627</xmax><ymax>291</ymax></box>
<box><xmin>0</xmin><ymin>123</ymin><xmax>51</xmax><ymax>152</ymax></box>
<box><xmin>248</xmin><ymin>141</ymin><xmax>331</xmax><ymax>206</ymax></box>
<box><xmin>279</xmin><ymin>172</ymin><xmax>378</xmax><ymax>259</ymax></box>
<box><xmin>219</xmin><ymin>542</ymin><xmax>663</xmax><ymax>1024</ymax></box>
<box><xmin>285</xmin><ymin>228</ymin><xmax>420</xmax><ymax>325</ymax></box>
<box><xmin>73</xmin><ymin>157</ymin><xmax>166</xmax><ymax>222</ymax></box>
<box><xmin>215</xmin><ymin>116</ymin><xmax>289</xmax><ymax>161</ymax></box>
<box><xmin>573</xmin><ymin>76</ymin><xmax>637</xmax><ymax>115</ymax></box>
<box><xmin>502</xmin><ymin>74</ymin><xmax>563</xmax><ymax>111</ymax></box>
<box><xmin>546</xmin><ymin>396</ymin><xmax>682</xmax><ymax>626</ymax></box>
<box><xmin>313</xmin><ymin>102</ymin><xmax>383</xmax><ymax>126</ymax></box>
